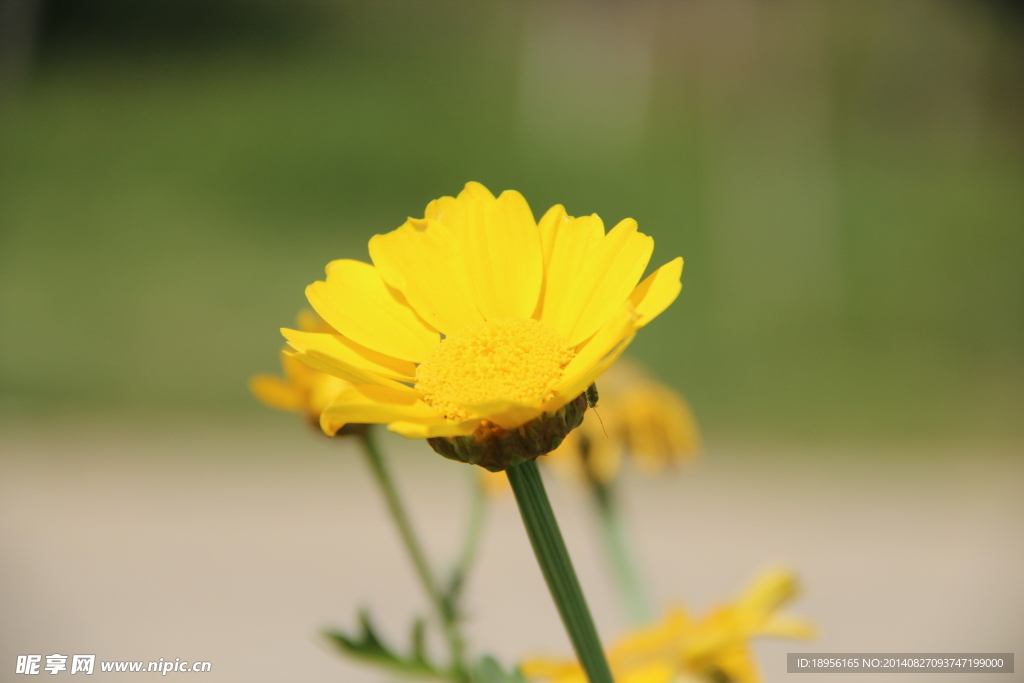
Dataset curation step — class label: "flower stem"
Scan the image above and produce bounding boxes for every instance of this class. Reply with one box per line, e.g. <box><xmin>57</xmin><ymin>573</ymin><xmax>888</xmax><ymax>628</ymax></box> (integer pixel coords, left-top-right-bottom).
<box><xmin>592</xmin><ymin>480</ymin><xmax>653</xmax><ymax>625</ymax></box>
<box><xmin>446</xmin><ymin>472</ymin><xmax>487</xmax><ymax>604</ymax></box>
<box><xmin>357</xmin><ymin>429</ymin><xmax>468</xmax><ymax>682</ymax></box>
<box><xmin>506</xmin><ymin>460</ymin><xmax>614</xmax><ymax>683</ymax></box>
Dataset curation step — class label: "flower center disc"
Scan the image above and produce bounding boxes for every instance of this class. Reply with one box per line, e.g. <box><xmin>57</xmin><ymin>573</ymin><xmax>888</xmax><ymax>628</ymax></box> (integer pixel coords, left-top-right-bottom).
<box><xmin>416</xmin><ymin>318</ymin><xmax>575</xmax><ymax>421</ymax></box>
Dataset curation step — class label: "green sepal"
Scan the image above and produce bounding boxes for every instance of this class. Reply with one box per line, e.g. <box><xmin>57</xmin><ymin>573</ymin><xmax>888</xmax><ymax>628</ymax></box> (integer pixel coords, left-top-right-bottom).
<box><xmin>428</xmin><ymin>392</ymin><xmax>589</xmax><ymax>472</ymax></box>
<box><xmin>324</xmin><ymin>609</ymin><xmax>444</xmax><ymax>679</ymax></box>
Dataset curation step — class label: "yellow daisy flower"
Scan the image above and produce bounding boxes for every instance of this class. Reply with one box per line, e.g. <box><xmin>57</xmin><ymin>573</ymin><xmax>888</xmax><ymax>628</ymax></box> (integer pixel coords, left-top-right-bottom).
<box><xmin>250</xmin><ymin>312</ymin><xmax>351</xmax><ymax>427</ymax></box>
<box><xmin>283</xmin><ymin>182</ymin><xmax>683</xmax><ymax>469</ymax></box>
<box><xmin>681</xmin><ymin>568</ymin><xmax>817</xmax><ymax>683</ymax></box>
<box><xmin>546</xmin><ymin>358</ymin><xmax>700</xmax><ymax>484</ymax></box>
<box><xmin>521</xmin><ymin>569</ymin><xmax>815</xmax><ymax>683</ymax></box>
<box><xmin>478</xmin><ymin>359</ymin><xmax>698</xmax><ymax>494</ymax></box>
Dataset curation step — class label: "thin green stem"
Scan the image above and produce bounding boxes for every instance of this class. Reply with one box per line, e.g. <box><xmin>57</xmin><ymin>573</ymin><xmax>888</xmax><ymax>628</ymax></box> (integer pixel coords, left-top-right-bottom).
<box><xmin>506</xmin><ymin>460</ymin><xmax>614</xmax><ymax>683</ymax></box>
<box><xmin>592</xmin><ymin>480</ymin><xmax>653</xmax><ymax>625</ymax></box>
<box><xmin>357</xmin><ymin>430</ymin><xmax>468</xmax><ymax>682</ymax></box>
<box><xmin>446</xmin><ymin>472</ymin><xmax>487</xmax><ymax>605</ymax></box>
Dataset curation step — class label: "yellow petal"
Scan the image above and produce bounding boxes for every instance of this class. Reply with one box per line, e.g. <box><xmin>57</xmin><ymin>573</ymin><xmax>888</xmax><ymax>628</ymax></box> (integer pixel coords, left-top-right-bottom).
<box><xmin>249</xmin><ymin>375</ymin><xmax>303</xmax><ymax>412</ymax></box>
<box><xmin>282</xmin><ymin>329</ymin><xmax>417</xmax><ymax>389</ymax></box>
<box><xmin>616</xmin><ymin>381</ymin><xmax>700</xmax><ymax>473</ymax></box>
<box><xmin>281</xmin><ymin>328</ymin><xmax>416</xmax><ymax>382</ymax></box>
<box><xmin>544</xmin><ymin>304</ymin><xmax>639</xmax><ymax>412</ymax></box>
<box><xmin>306</xmin><ymin>259</ymin><xmax>439</xmax><ymax>362</ymax></box>
<box><xmin>478</xmin><ymin>469</ymin><xmax>511</xmax><ymax>497</ymax></box>
<box><xmin>759</xmin><ymin>615</ymin><xmax>817</xmax><ymax>640</ymax></box>
<box><xmin>387</xmin><ymin>419</ymin><xmax>482</xmax><ymax>438</ymax></box>
<box><xmin>283</xmin><ymin>348</ymin><xmax>404</xmax><ymax>394</ymax></box>
<box><xmin>619</xmin><ymin>660</ymin><xmax>676</xmax><ymax>683</ymax></box>
<box><xmin>296</xmin><ymin>310</ymin><xmax>334</xmax><ymax>334</ymax></box>
<box><xmin>565</xmin><ymin>304</ymin><xmax>640</xmax><ymax>382</ymax></box>
<box><xmin>738</xmin><ymin>568</ymin><xmax>799</xmax><ymax>619</ymax></box>
<box><xmin>581</xmin><ymin>412</ymin><xmax>624</xmax><ymax>483</ymax></box>
<box><xmin>612</xmin><ymin>607</ymin><xmax>691</xmax><ymax>658</ymax></box>
<box><xmin>281</xmin><ymin>351</ymin><xmax>315</xmax><ymax>382</ymax></box>
<box><xmin>319</xmin><ymin>384</ymin><xmax>444</xmax><ymax>436</ymax></box>
<box><xmin>464</xmin><ymin>400</ymin><xmax>543</xmax><ymax>430</ymax></box>
<box><xmin>307</xmin><ymin>374</ymin><xmax>352</xmax><ymax>417</ymax></box>
<box><xmin>369</xmin><ymin>219</ymin><xmax>484</xmax><ymax>334</ymax></box>
<box><xmin>539</xmin><ymin>214</ymin><xmax>605</xmax><ymax>334</ymax></box>
<box><xmin>519</xmin><ymin>659</ymin><xmax>586</xmax><ymax>683</ymax></box>
<box><xmin>546</xmin><ymin>333</ymin><xmax>635</xmax><ymax>413</ymax></box>
<box><xmin>537</xmin><ymin>204</ymin><xmax>569</xmax><ymax>270</ymax></box>
<box><xmin>422</xmin><ymin>184</ymin><xmax>493</xmax><ymax>239</ymax></box>
<box><xmin>711</xmin><ymin>645</ymin><xmax>760</xmax><ymax>683</ymax></box>
<box><xmin>424</xmin><ymin>195</ymin><xmax>460</xmax><ymax>223</ymax></box>
<box><xmin>543</xmin><ymin>416</ymin><xmax>622</xmax><ymax>484</ymax></box>
<box><xmin>563</xmin><ymin>218</ymin><xmax>653</xmax><ymax>345</ymax></box>
<box><xmin>460</xmin><ymin>181</ymin><xmax>496</xmax><ymax>200</ymax></box>
<box><xmin>628</xmin><ymin>257</ymin><xmax>683</xmax><ymax>327</ymax></box>
<box><xmin>461</xmin><ymin>188</ymin><xmax>544</xmax><ymax>320</ymax></box>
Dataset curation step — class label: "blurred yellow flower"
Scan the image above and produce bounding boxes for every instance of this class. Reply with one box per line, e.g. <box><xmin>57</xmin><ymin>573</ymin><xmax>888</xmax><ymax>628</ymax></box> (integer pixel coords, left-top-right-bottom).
<box><xmin>521</xmin><ymin>568</ymin><xmax>815</xmax><ymax>683</ymax></box>
<box><xmin>478</xmin><ymin>469</ymin><xmax>512</xmax><ymax>496</ymax></box>
<box><xmin>282</xmin><ymin>182</ymin><xmax>683</xmax><ymax>451</ymax></box>
<box><xmin>250</xmin><ymin>312</ymin><xmax>350</xmax><ymax>426</ymax></box>
<box><xmin>545</xmin><ymin>359</ymin><xmax>699</xmax><ymax>484</ymax></box>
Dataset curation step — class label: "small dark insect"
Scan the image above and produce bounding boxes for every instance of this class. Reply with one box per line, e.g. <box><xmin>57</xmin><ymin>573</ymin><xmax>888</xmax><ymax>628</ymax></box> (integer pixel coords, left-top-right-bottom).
<box><xmin>584</xmin><ymin>383</ymin><xmax>608</xmax><ymax>436</ymax></box>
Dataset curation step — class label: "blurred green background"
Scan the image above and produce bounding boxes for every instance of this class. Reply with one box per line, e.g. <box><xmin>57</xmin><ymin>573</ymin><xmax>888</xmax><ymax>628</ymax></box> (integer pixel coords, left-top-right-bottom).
<box><xmin>2</xmin><ymin>0</ymin><xmax>1022</xmax><ymax>441</ymax></box>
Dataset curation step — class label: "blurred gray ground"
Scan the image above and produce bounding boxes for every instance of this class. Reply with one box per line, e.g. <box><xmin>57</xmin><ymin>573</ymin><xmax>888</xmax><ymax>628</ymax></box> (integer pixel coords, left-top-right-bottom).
<box><xmin>2</xmin><ymin>416</ymin><xmax>1021</xmax><ymax>682</ymax></box>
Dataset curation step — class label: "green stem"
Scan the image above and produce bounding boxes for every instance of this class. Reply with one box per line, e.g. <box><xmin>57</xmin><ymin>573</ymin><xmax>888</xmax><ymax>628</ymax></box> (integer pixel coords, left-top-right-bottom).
<box><xmin>357</xmin><ymin>430</ymin><xmax>468</xmax><ymax>682</ymax></box>
<box><xmin>506</xmin><ymin>460</ymin><xmax>614</xmax><ymax>683</ymax></box>
<box><xmin>592</xmin><ymin>480</ymin><xmax>653</xmax><ymax>625</ymax></box>
<box><xmin>446</xmin><ymin>472</ymin><xmax>487</xmax><ymax>604</ymax></box>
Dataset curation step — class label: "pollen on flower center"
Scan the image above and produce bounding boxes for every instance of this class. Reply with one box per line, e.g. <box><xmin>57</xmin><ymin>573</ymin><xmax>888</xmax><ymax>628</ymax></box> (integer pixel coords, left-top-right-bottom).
<box><xmin>416</xmin><ymin>318</ymin><xmax>575</xmax><ymax>421</ymax></box>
